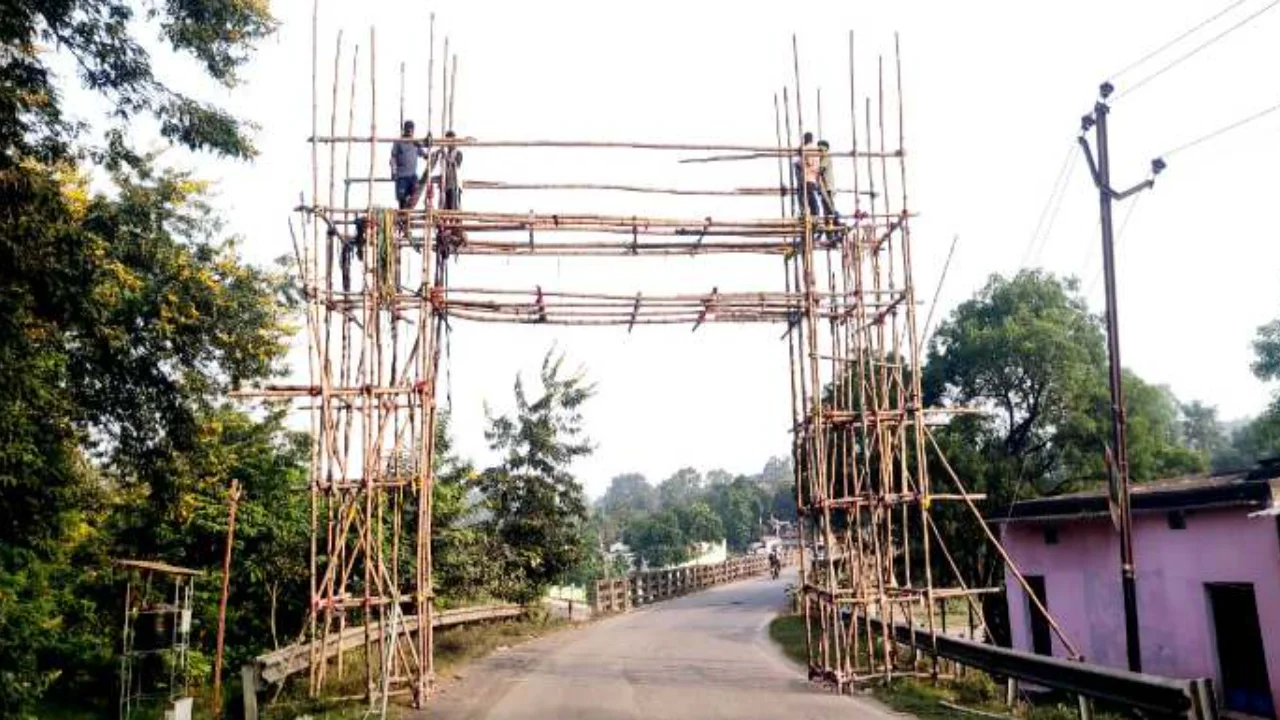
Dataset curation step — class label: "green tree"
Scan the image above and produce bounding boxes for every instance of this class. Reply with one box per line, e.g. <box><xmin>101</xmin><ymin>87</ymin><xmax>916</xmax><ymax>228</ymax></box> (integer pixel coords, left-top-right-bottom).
<box><xmin>675</xmin><ymin>501</ymin><xmax>724</xmax><ymax>544</ymax></box>
<box><xmin>924</xmin><ymin>270</ymin><xmax>1107</xmax><ymax>491</ymax></box>
<box><xmin>1</xmin><ymin>3</ymin><xmax>286</xmax><ymax>713</ymax></box>
<box><xmin>477</xmin><ymin>350</ymin><xmax>595</xmax><ymax>602</ymax></box>
<box><xmin>1181</xmin><ymin>401</ymin><xmax>1227</xmax><ymax>458</ymax></box>
<box><xmin>707</xmin><ymin>477</ymin><xmax>767</xmax><ymax>552</ymax></box>
<box><xmin>594</xmin><ymin>472</ymin><xmax>657</xmax><ymax>547</ymax></box>
<box><xmin>599</xmin><ymin>473</ymin><xmax>657</xmax><ymax>515</ymax></box>
<box><xmin>626</xmin><ymin>510</ymin><xmax>689</xmax><ymax>569</ymax></box>
<box><xmin>2</xmin><ymin>0</ymin><xmax>274</xmax><ymax>162</ymax></box>
<box><xmin>923</xmin><ymin>271</ymin><xmax>1205</xmax><ymax>587</ymax></box>
<box><xmin>658</xmin><ymin>467</ymin><xmax>704</xmax><ymax>509</ymax></box>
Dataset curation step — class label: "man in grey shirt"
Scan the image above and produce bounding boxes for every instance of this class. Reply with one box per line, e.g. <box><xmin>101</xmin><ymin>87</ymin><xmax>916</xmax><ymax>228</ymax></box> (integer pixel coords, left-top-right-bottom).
<box><xmin>390</xmin><ymin>119</ymin><xmax>427</xmax><ymax>210</ymax></box>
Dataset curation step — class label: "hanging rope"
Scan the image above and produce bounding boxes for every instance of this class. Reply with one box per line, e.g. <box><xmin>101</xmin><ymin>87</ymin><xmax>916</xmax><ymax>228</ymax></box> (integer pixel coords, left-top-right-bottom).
<box><xmin>376</xmin><ymin>207</ymin><xmax>398</xmax><ymax>300</ymax></box>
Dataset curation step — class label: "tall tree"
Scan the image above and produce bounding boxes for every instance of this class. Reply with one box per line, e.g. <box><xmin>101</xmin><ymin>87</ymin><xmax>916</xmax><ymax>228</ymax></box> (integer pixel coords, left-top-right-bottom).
<box><xmin>598</xmin><ymin>473</ymin><xmax>657</xmax><ymax>515</ymax></box>
<box><xmin>626</xmin><ymin>510</ymin><xmax>688</xmax><ymax>569</ymax></box>
<box><xmin>1181</xmin><ymin>401</ymin><xmax>1226</xmax><ymax>457</ymax></box>
<box><xmin>477</xmin><ymin>350</ymin><xmax>596</xmax><ymax>602</ymax></box>
<box><xmin>1</xmin><ymin>3</ymin><xmax>287</xmax><ymax>714</ymax></box>
<box><xmin>658</xmin><ymin>467</ymin><xmax>703</xmax><ymax>508</ymax></box>
<box><xmin>923</xmin><ymin>271</ymin><xmax>1205</xmax><ymax>588</ymax></box>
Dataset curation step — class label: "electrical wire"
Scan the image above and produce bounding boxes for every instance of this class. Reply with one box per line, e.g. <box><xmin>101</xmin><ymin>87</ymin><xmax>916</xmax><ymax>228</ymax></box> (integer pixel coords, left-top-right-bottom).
<box><xmin>1086</xmin><ymin>193</ymin><xmax>1144</xmax><ymax>297</ymax></box>
<box><xmin>1114</xmin><ymin>0</ymin><xmax>1280</xmax><ymax>100</ymax></box>
<box><xmin>1028</xmin><ymin>151</ymin><xmax>1079</xmax><ymax>269</ymax></box>
<box><xmin>1108</xmin><ymin>0</ymin><xmax>1251</xmax><ymax>81</ymax></box>
<box><xmin>1018</xmin><ymin>143</ymin><xmax>1077</xmax><ymax>269</ymax></box>
<box><xmin>1158</xmin><ymin>98</ymin><xmax>1280</xmax><ymax>158</ymax></box>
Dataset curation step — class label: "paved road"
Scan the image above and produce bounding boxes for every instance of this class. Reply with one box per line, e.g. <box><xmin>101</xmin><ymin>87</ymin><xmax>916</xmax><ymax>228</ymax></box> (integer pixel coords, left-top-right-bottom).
<box><xmin>424</xmin><ymin>570</ymin><xmax>901</xmax><ymax>720</ymax></box>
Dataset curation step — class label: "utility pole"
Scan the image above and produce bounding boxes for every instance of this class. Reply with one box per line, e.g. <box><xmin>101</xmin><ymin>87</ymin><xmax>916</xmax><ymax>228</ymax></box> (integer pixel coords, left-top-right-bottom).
<box><xmin>213</xmin><ymin>479</ymin><xmax>242</xmax><ymax>716</ymax></box>
<box><xmin>1078</xmin><ymin>81</ymin><xmax>1164</xmax><ymax>674</ymax></box>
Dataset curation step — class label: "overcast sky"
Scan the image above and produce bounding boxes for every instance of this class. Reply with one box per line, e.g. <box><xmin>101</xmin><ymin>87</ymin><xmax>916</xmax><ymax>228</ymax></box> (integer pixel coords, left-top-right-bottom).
<box><xmin>108</xmin><ymin>0</ymin><xmax>1280</xmax><ymax>497</ymax></box>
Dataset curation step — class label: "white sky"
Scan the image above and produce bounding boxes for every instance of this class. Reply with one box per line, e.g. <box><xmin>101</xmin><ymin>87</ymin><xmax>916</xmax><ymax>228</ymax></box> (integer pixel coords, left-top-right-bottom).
<box><xmin>102</xmin><ymin>0</ymin><xmax>1280</xmax><ymax>497</ymax></box>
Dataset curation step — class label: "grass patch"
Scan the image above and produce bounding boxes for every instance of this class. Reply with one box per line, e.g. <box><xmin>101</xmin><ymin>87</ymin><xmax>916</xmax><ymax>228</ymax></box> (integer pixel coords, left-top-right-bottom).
<box><xmin>769</xmin><ymin>613</ymin><xmax>808</xmax><ymax>665</ymax></box>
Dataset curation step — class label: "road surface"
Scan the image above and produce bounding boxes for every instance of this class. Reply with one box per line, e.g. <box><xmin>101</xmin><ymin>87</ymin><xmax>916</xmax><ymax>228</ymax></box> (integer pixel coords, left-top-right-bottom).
<box><xmin>423</xmin><ymin>570</ymin><xmax>901</xmax><ymax>720</ymax></box>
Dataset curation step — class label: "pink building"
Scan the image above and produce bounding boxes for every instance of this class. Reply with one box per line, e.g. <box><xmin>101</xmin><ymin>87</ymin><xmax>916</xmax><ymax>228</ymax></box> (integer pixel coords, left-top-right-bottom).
<box><xmin>996</xmin><ymin>469</ymin><xmax>1280</xmax><ymax>718</ymax></box>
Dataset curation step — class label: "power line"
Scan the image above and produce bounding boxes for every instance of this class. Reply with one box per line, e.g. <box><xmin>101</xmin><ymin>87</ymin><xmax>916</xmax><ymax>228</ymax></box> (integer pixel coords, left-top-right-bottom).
<box><xmin>1158</xmin><ymin>98</ymin><xmax>1280</xmax><ymax>158</ymax></box>
<box><xmin>1114</xmin><ymin>0</ymin><xmax>1280</xmax><ymax>100</ymax></box>
<box><xmin>1028</xmin><ymin>150</ymin><xmax>1078</xmax><ymax>268</ymax></box>
<box><xmin>1086</xmin><ymin>193</ymin><xmax>1143</xmax><ymax>296</ymax></box>
<box><xmin>1018</xmin><ymin>143</ymin><xmax>1077</xmax><ymax>269</ymax></box>
<box><xmin>1109</xmin><ymin>0</ymin><xmax>1250</xmax><ymax>81</ymax></box>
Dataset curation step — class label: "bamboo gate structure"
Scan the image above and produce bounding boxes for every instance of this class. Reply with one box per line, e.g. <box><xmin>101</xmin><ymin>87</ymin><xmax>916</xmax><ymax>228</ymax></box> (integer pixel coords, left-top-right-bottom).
<box><xmin>235</xmin><ymin>12</ymin><xmax>1078</xmax><ymax>713</ymax></box>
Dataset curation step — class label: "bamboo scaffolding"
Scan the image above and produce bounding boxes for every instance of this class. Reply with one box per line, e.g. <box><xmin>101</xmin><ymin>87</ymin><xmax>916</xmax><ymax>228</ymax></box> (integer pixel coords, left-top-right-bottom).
<box><xmin>251</xmin><ymin>22</ymin><xmax>1083</xmax><ymax>714</ymax></box>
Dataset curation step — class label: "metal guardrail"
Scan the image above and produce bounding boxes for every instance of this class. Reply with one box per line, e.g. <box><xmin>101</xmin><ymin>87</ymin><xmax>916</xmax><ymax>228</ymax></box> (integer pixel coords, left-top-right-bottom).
<box><xmin>861</xmin><ymin>616</ymin><xmax>1218</xmax><ymax>720</ymax></box>
<box><xmin>242</xmin><ymin>604</ymin><xmax>523</xmax><ymax>719</ymax></box>
<box><xmin>591</xmin><ymin>551</ymin><xmax>795</xmax><ymax>614</ymax></box>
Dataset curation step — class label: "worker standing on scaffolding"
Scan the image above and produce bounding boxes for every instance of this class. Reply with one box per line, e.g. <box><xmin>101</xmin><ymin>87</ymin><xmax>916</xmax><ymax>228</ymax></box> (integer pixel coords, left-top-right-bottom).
<box><xmin>795</xmin><ymin>132</ymin><xmax>822</xmax><ymax>220</ymax></box>
<box><xmin>429</xmin><ymin>130</ymin><xmax>465</xmax><ymax>249</ymax></box>
<box><xmin>816</xmin><ymin>139</ymin><xmax>840</xmax><ymax>236</ymax></box>
<box><xmin>433</xmin><ymin>130</ymin><xmax>463</xmax><ymax>211</ymax></box>
<box><xmin>390</xmin><ymin>120</ymin><xmax>428</xmax><ymax>237</ymax></box>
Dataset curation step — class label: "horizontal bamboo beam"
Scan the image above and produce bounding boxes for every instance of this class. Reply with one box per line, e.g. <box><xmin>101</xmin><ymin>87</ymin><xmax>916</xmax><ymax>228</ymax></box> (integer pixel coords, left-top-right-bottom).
<box><xmin>306</xmin><ymin>134</ymin><xmax>900</xmax><ymax>157</ymax></box>
<box><xmin>345</xmin><ymin>177</ymin><xmax>874</xmax><ymax>197</ymax></box>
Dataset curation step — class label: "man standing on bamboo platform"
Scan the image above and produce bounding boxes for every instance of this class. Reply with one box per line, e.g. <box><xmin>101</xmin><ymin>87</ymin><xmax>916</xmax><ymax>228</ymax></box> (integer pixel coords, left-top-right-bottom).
<box><xmin>429</xmin><ymin>130</ymin><xmax>466</xmax><ymax>252</ymax></box>
<box><xmin>816</xmin><ymin>139</ymin><xmax>841</xmax><ymax>235</ymax></box>
<box><xmin>431</xmin><ymin>130</ymin><xmax>464</xmax><ymax>211</ymax></box>
<box><xmin>390</xmin><ymin>120</ymin><xmax>428</xmax><ymax>211</ymax></box>
<box><xmin>796</xmin><ymin>132</ymin><xmax>822</xmax><ymax>220</ymax></box>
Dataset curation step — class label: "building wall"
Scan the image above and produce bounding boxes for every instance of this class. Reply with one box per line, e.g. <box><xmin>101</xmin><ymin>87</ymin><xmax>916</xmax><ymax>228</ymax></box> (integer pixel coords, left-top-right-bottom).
<box><xmin>1002</xmin><ymin>510</ymin><xmax>1280</xmax><ymax>707</ymax></box>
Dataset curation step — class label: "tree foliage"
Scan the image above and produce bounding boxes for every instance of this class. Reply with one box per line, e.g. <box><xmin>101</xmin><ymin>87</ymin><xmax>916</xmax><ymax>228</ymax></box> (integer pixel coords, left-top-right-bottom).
<box><xmin>0</xmin><ymin>2</ymin><xmax>288</xmax><ymax>714</ymax></box>
<box><xmin>923</xmin><ymin>271</ymin><xmax>1207</xmax><ymax>588</ymax></box>
<box><xmin>1</xmin><ymin>0</ymin><xmax>276</xmax><ymax>162</ymax></box>
<box><xmin>476</xmin><ymin>350</ymin><xmax>596</xmax><ymax>602</ymax></box>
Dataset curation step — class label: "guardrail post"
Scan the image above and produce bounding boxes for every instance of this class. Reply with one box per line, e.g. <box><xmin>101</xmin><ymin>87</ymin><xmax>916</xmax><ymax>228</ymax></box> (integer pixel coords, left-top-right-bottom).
<box><xmin>1005</xmin><ymin>677</ymin><xmax>1018</xmax><ymax>709</ymax></box>
<box><xmin>1077</xmin><ymin>695</ymin><xmax>1094</xmax><ymax>720</ymax></box>
<box><xmin>1189</xmin><ymin>678</ymin><xmax>1219</xmax><ymax>720</ymax></box>
<box><xmin>241</xmin><ymin>664</ymin><xmax>259</xmax><ymax>720</ymax></box>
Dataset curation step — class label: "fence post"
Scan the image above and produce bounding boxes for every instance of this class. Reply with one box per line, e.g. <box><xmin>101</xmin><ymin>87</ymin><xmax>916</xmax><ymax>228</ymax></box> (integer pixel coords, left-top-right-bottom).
<box><xmin>241</xmin><ymin>665</ymin><xmax>259</xmax><ymax>720</ymax></box>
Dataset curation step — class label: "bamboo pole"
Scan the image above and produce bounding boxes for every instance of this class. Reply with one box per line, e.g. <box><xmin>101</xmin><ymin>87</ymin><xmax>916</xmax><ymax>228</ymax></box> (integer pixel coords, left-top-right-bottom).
<box><xmin>924</xmin><ymin>426</ymin><xmax>1083</xmax><ymax>660</ymax></box>
<box><xmin>448</xmin><ymin>53</ymin><xmax>457</xmax><ymax>130</ymax></box>
<box><xmin>212</xmin><ymin>479</ymin><xmax>241</xmax><ymax>717</ymax></box>
<box><xmin>440</xmin><ymin>37</ymin><xmax>449</xmax><ymax>134</ymax></box>
<box><xmin>308</xmin><ymin>134</ymin><xmax>901</xmax><ymax>156</ymax></box>
<box><xmin>306</xmin><ymin>0</ymin><xmax>321</xmax><ymax>697</ymax></box>
<box><xmin>427</xmin><ymin>13</ymin><xmax>435</xmax><ymax>138</ymax></box>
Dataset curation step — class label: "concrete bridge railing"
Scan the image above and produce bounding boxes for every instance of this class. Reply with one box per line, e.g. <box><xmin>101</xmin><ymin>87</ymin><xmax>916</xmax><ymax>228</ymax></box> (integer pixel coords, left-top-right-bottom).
<box><xmin>590</xmin><ymin>551</ymin><xmax>796</xmax><ymax>614</ymax></box>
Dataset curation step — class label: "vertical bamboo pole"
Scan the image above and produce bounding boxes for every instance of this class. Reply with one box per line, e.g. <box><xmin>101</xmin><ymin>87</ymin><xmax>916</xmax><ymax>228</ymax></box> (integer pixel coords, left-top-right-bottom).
<box><xmin>334</xmin><ymin>39</ymin><xmax>359</xmax><ymax>684</ymax></box>
<box><xmin>428</xmin><ymin>14</ymin><xmax>436</xmax><ymax>138</ymax></box>
<box><xmin>362</xmin><ymin>24</ymin><xmax>377</xmax><ymax>702</ymax></box>
<box><xmin>212</xmin><ymin>479</ymin><xmax>241</xmax><ymax>717</ymax></box>
<box><xmin>440</xmin><ymin>37</ymin><xmax>450</xmax><ymax>134</ymax></box>
<box><xmin>307</xmin><ymin>0</ymin><xmax>321</xmax><ymax>697</ymax></box>
<box><xmin>448</xmin><ymin>54</ymin><xmax>458</xmax><ymax>131</ymax></box>
<box><xmin>896</xmin><ymin>32</ymin><xmax>938</xmax><ymax>676</ymax></box>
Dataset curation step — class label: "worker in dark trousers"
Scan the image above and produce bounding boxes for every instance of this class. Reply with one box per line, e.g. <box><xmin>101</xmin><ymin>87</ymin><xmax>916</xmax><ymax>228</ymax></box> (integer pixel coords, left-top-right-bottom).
<box><xmin>390</xmin><ymin>120</ymin><xmax>427</xmax><ymax>236</ymax></box>
<box><xmin>794</xmin><ymin>132</ymin><xmax>822</xmax><ymax>219</ymax></box>
<box><xmin>816</xmin><ymin>139</ymin><xmax>841</xmax><ymax>238</ymax></box>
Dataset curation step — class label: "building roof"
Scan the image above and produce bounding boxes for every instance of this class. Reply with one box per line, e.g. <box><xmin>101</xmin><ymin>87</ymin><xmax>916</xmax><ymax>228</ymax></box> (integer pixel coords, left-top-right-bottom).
<box><xmin>993</xmin><ymin>461</ymin><xmax>1280</xmax><ymax>525</ymax></box>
